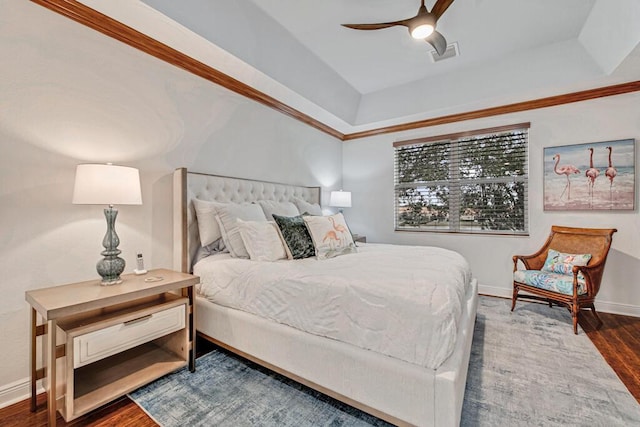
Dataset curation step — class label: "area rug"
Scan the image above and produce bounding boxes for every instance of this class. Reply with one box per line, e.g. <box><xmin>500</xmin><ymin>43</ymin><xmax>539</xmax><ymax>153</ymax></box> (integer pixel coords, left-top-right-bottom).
<box><xmin>460</xmin><ymin>296</ymin><xmax>640</xmax><ymax>426</ymax></box>
<box><xmin>130</xmin><ymin>296</ymin><xmax>640</xmax><ymax>426</ymax></box>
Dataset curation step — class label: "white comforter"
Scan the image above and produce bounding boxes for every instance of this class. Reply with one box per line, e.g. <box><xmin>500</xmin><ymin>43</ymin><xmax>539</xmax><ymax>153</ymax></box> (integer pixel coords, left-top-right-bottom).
<box><xmin>194</xmin><ymin>243</ymin><xmax>473</xmax><ymax>369</ymax></box>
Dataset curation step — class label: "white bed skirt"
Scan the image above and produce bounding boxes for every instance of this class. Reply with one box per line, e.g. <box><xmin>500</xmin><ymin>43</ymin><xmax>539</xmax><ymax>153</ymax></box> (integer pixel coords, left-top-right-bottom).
<box><xmin>195</xmin><ymin>278</ymin><xmax>478</xmax><ymax>426</ymax></box>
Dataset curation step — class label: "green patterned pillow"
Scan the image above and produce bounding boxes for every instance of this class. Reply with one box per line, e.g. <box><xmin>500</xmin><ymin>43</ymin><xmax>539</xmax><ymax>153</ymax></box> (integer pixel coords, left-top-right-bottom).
<box><xmin>272</xmin><ymin>214</ymin><xmax>315</xmax><ymax>260</ymax></box>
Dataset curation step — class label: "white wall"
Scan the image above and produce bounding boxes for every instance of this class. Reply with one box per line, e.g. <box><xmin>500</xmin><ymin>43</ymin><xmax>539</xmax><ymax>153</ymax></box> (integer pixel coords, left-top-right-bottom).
<box><xmin>0</xmin><ymin>1</ymin><xmax>341</xmax><ymax>407</ymax></box>
<box><xmin>343</xmin><ymin>91</ymin><xmax>640</xmax><ymax>316</ymax></box>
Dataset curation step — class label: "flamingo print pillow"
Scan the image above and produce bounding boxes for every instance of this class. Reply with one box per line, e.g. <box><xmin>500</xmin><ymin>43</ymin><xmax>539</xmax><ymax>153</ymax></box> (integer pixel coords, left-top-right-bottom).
<box><xmin>303</xmin><ymin>213</ymin><xmax>357</xmax><ymax>260</ymax></box>
<box><xmin>541</xmin><ymin>249</ymin><xmax>591</xmax><ymax>276</ymax></box>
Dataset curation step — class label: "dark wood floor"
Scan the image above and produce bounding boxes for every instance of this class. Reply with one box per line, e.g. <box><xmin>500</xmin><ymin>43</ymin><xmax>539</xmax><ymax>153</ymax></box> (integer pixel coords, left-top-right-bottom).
<box><xmin>2</xmin><ymin>309</ymin><xmax>638</xmax><ymax>426</ymax></box>
<box><xmin>579</xmin><ymin>309</ymin><xmax>640</xmax><ymax>401</ymax></box>
<box><xmin>0</xmin><ymin>393</ymin><xmax>155</xmax><ymax>427</ymax></box>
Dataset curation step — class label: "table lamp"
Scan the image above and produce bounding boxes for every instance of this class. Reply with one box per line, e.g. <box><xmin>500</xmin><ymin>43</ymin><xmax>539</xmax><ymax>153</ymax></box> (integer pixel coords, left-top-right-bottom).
<box><xmin>72</xmin><ymin>164</ymin><xmax>142</xmax><ymax>285</ymax></box>
<box><xmin>329</xmin><ymin>190</ymin><xmax>351</xmax><ymax>213</ymax></box>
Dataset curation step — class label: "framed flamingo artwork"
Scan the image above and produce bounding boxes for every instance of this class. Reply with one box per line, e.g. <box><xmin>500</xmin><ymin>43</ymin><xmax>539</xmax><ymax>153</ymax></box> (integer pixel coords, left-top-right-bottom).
<box><xmin>543</xmin><ymin>139</ymin><xmax>635</xmax><ymax>211</ymax></box>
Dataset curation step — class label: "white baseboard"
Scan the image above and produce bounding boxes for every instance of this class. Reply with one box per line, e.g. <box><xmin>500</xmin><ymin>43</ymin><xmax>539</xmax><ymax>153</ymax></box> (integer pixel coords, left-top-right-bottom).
<box><xmin>478</xmin><ymin>284</ymin><xmax>512</xmax><ymax>299</ymax></box>
<box><xmin>595</xmin><ymin>301</ymin><xmax>640</xmax><ymax>317</ymax></box>
<box><xmin>479</xmin><ymin>284</ymin><xmax>640</xmax><ymax>317</ymax></box>
<box><xmin>0</xmin><ymin>377</ymin><xmax>44</xmax><ymax>410</ymax></box>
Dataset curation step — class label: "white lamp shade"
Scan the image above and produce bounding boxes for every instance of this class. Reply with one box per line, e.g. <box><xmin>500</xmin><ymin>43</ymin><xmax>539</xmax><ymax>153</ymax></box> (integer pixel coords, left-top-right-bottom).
<box><xmin>72</xmin><ymin>164</ymin><xmax>142</xmax><ymax>205</ymax></box>
<box><xmin>329</xmin><ymin>190</ymin><xmax>352</xmax><ymax>208</ymax></box>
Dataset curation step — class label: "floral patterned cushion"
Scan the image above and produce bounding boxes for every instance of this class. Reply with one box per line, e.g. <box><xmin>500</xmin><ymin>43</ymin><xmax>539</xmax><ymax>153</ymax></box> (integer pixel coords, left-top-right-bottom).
<box><xmin>514</xmin><ymin>270</ymin><xmax>587</xmax><ymax>295</ymax></box>
<box><xmin>541</xmin><ymin>249</ymin><xmax>591</xmax><ymax>277</ymax></box>
<box><xmin>272</xmin><ymin>214</ymin><xmax>315</xmax><ymax>260</ymax></box>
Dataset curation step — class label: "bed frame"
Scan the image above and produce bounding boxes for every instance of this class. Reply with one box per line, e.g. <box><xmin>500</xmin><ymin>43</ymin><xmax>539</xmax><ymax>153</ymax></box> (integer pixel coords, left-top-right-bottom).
<box><xmin>173</xmin><ymin>168</ymin><xmax>478</xmax><ymax>426</ymax></box>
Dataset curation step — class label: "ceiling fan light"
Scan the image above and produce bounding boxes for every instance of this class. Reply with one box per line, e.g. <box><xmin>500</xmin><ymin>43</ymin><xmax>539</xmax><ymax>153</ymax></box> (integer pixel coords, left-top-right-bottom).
<box><xmin>411</xmin><ymin>24</ymin><xmax>434</xmax><ymax>39</ymax></box>
<box><xmin>409</xmin><ymin>12</ymin><xmax>436</xmax><ymax>39</ymax></box>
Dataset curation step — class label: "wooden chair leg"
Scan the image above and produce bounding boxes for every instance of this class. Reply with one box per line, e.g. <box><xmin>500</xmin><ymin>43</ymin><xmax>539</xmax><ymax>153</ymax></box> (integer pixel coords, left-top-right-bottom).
<box><xmin>511</xmin><ymin>286</ymin><xmax>518</xmax><ymax>312</ymax></box>
<box><xmin>571</xmin><ymin>304</ymin><xmax>579</xmax><ymax>334</ymax></box>
<box><xmin>589</xmin><ymin>303</ymin><xmax>604</xmax><ymax>329</ymax></box>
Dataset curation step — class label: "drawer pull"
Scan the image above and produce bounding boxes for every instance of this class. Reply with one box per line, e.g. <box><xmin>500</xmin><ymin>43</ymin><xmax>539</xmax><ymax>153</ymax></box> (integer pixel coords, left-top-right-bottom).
<box><xmin>124</xmin><ymin>314</ymin><xmax>152</xmax><ymax>326</ymax></box>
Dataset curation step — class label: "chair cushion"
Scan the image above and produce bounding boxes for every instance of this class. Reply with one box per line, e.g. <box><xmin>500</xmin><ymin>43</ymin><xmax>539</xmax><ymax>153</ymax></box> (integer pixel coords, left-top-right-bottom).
<box><xmin>514</xmin><ymin>270</ymin><xmax>587</xmax><ymax>296</ymax></box>
<box><xmin>541</xmin><ymin>249</ymin><xmax>591</xmax><ymax>276</ymax></box>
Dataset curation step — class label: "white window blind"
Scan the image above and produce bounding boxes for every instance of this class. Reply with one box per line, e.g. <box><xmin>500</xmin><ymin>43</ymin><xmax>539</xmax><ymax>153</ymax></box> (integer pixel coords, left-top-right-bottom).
<box><xmin>394</xmin><ymin>123</ymin><xmax>529</xmax><ymax>235</ymax></box>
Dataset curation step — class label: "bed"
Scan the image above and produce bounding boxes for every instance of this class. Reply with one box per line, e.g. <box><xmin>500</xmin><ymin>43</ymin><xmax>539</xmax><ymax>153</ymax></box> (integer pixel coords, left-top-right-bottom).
<box><xmin>173</xmin><ymin>168</ymin><xmax>478</xmax><ymax>426</ymax></box>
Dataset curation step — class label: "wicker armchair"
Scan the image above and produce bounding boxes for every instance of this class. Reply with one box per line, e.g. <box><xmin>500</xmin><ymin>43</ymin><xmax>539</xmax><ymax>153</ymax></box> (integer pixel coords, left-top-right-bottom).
<box><xmin>512</xmin><ymin>225</ymin><xmax>617</xmax><ymax>334</ymax></box>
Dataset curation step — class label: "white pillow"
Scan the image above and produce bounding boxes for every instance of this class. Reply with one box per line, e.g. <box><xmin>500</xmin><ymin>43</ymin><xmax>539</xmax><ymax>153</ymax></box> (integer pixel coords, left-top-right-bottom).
<box><xmin>192</xmin><ymin>198</ymin><xmax>223</xmax><ymax>247</ymax></box>
<box><xmin>257</xmin><ymin>200</ymin><xmax>299</xmax><ymax>221</ymax></box>
<box><xmin>303</xmin><ymin>213</ymin><xmax>357</xmax><ymax>260</ymax></box>
<box><xmin>293</xmin><ymin>197</ymin><xmax>323</xmax><ymax>216</ymax></box>
<box><xmin>215</xmin><ymin>203</ymin><xmax>267</xmax><ymax>258</ymax></box>
<box><xmin>237</xmin><ymin>220</ymin><xmax>287</xmax><ymax>261</ymax></box>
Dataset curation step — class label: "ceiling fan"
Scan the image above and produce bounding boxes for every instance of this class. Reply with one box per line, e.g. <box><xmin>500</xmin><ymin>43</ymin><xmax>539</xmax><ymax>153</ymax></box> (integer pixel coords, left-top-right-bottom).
<box><xmin>342</xmin><ymin>0</ymin><xmax>454</xmax><ymax>56</ymax></box>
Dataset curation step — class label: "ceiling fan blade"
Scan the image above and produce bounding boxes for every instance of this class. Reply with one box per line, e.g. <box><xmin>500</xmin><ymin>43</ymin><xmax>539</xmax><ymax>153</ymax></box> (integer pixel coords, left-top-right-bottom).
<box><xmin>430</xmin><ymin>0</ymin><xmax>455</xmax><ymax>19</ymax></box>
<box><xmin>342</xmin><ymin>20</ymin><xmax>409</xmax><ymax>31</ymax></box>
<box><xmin>426</xmin><ymin>30</ymin><xmax>447</xmax><ymax>56</ymax></box>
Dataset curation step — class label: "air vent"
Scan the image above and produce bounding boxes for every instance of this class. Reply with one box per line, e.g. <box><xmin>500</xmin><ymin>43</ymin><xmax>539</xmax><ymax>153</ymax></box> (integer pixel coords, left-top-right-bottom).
<box><xmin>430</xmin><ymin>42</ymin><xmax>459</xmax><ymax>63</ymax></box>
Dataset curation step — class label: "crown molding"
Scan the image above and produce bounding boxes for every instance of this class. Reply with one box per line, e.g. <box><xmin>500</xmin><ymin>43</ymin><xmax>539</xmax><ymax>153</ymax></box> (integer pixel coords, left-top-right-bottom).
<box><xmin>343</xmin><ymin>80</ymin><xmax>640</xmax><ymax>140</ymax></box>
<box><xmin>30</xmin><ymin>0</ymin><xmax>345</xmax><ymax>140</ymax></box>
<box><xmin>31</xmin><ymin>0</ymin><xmax>640</xmax><ymax>142</ymax></box>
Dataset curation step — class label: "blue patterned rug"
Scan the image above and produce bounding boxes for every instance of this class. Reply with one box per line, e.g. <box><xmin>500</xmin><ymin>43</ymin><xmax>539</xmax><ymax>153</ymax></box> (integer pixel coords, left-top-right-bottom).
<box><xmin>130</xmin><ymin>297</ymin><xmax>640</xmax><ymax>426</ymax></box>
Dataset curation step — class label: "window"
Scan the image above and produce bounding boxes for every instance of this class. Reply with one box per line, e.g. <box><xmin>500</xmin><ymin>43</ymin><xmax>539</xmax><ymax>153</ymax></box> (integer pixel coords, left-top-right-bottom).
<box><xmin>394</xmin><ymin>123</ymin><xmax>529</xmax><ymax>235</ymax></box>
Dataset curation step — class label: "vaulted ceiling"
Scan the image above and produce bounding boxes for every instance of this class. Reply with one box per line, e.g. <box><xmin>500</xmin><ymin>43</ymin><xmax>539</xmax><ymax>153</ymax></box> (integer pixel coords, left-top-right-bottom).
<box><xmin>79</xmin><ymin>0</ymin><xmax>640</xmax><ymax>135</ymax></box>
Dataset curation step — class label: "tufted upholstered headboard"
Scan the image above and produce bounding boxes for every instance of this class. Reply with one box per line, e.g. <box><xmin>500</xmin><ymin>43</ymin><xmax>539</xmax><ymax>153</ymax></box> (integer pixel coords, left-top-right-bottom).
<box><xmin>173</xmin><ymin>168</ymin><xmax>321</xmax><ymax>273</ymax></box>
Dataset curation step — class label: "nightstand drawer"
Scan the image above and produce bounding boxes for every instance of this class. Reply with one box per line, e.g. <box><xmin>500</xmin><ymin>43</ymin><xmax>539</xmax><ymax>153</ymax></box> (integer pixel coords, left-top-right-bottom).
<box><xmin>73</xmin><ymin>304</ymin><xmax>185</xmax><ymax>368</ymax></box>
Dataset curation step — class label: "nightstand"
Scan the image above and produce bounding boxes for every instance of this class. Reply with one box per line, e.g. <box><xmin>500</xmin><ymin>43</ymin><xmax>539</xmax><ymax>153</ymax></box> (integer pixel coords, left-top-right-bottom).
<box><xmin>353</xmin><ymin>234</ymin><xmax>367</xmax><ymax>243</ymax></box>
<box><xmin>25</xmin><ymin>269</ymin><xmax>199</xmax><ymax>426</ymax></box>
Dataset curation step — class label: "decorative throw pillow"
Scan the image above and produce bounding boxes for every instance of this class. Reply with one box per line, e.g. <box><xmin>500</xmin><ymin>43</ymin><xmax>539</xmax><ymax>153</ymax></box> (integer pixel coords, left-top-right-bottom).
<box><xmin>192</xmin><ymin>198</ymin><xmax>224</xmax><ymax>247</ymax></box>
<box><xmin>214</xmin><ymin>203</ymin><xmax>267</xmax><ymax>258</ymax></box>
<box><xmin>541</xmin><ymin>249</ymin><xmax>591</xmax><ymax>276</ymax></box>
<box><xmin>237</xmin><ymin>220</ymin><xmax>287</xmax><ymax>262</ymax></box>
<box><xmin>272</xmin><ymin>214</ymin><xmax>316</xmax><ymax>260</ymax></box>
<box><xmin>292</xmin><ymin>197</ymin><xmax>323</xmax><ymax>216</ymax></box>
<box><xmin>256</xmin><ymin>200</ymin><xmax>299</xmax><ymax>221</ymax></box>
<box><xmin>194</xmin><ymin>239</ymin><xmax>227</xmax><ymax>264</ymax></box>
<box><xmin>303</xmin><ymin>213</ymin><xmax>357</xmax><ymax>260</ymax></box>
